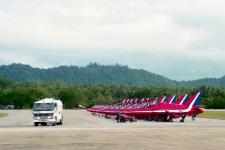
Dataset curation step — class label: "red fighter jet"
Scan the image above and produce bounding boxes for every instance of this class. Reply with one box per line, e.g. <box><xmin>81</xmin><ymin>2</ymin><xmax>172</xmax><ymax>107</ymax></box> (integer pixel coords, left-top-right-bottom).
<box><xmin>123</xmin><ymin>92</ymin><xmax>203</xmax><ymax>121</ymax></box>
<box><xmin>87</xmin><ymin>92</ymin><xmax>204</xmax><ymax>122</ymax></box>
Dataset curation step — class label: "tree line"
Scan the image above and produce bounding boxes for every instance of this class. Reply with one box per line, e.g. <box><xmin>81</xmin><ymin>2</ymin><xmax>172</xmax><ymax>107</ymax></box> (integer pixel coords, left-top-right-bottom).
<box><xmin>0</xmin><ymin>76</ymin><xmax>225</xmax><ymax>109</ymax></box>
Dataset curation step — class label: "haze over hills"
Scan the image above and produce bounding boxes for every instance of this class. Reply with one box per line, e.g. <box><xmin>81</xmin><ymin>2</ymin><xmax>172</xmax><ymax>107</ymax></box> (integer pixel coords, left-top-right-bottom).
<box><xmin>0</xmin><ymin>63</ymin><xmax>224</xmax><ymax>88</ymax></box>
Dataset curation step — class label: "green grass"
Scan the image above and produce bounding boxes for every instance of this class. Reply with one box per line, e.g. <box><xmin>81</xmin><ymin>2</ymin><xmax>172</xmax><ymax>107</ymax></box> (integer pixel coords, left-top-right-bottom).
<box><xmin>0</xmin><ymin>112</ymin><xmax>8</xmax><ymax>118</ymax></box>
<box><xmin>198</xmin><ymin>111</ymin><xmax>225</xmax><ymax>120</ymax></box>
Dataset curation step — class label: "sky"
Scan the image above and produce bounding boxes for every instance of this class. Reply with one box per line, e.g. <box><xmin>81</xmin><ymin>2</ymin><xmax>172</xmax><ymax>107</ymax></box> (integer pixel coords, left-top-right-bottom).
<box><xmin>0</xmin><ymin>0</ymin><xmax>225</xmax><ymax>81</ymax></box>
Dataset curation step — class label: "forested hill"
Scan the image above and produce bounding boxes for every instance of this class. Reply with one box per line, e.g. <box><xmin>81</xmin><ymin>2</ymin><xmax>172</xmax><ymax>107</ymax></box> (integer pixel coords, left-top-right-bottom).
<box><xmin>0</xmin><ymin>63</ymin><xmax>224</xmax><ymax>88</ymax></box>
<box><xmin>179</xmin><ymin>76</ymin><xmax>225</xmax><ymax>87</ymax></box>
<box><xmin>0</xmin><ymin>63</ymin><xmax>177</xmax><ymax>87</ymax></box>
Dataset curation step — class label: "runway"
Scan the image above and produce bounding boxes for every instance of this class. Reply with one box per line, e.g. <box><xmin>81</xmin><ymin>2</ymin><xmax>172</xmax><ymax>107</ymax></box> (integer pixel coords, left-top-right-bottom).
<box><xmin>0</xmin><ymin>110</ymin><xmax>225</xmax><ymax>150</ymax></box>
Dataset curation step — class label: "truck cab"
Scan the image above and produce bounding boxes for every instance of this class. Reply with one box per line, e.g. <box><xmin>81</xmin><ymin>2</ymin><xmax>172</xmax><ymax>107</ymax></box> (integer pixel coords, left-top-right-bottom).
<box><xmin>33</xmin><ymin>98</ymin><xmax>63</xmax><ymax>126</ymax></box>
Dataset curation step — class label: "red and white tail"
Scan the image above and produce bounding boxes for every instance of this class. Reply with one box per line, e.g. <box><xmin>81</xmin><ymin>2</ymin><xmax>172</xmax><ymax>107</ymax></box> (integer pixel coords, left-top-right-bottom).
<box><xmin>159</xmin><ymin>96</ymin><xmax>166</xmax><ymax>103</ymax></box>
<box><xmin>183</xmin><ymin>92</ymin><xmax>201</xmax><ymax>112</ymax></box>
<box><xmin>175</xmin><ymin>94</ymin><xmax>188</xmax><ymax>105</ymax></box>
<box><xmin>167</xmin><ymin>95</ymin><xmax>176</xmax><ymax>104</ymax></box>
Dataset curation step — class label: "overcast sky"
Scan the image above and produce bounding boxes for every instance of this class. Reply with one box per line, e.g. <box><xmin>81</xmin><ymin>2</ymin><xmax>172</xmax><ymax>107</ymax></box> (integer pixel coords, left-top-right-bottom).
<box><xmin>0</xmin><ymin>0</ymin><xmax>225</xmax><ymax>81</ymax></box>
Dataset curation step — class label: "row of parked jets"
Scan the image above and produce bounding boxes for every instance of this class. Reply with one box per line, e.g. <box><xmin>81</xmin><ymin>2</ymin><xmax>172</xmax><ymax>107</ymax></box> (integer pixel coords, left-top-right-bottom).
<box><xmin>87</xmin><ymin>92</ymin><xmax>205</xmax><ymax>122</ymax></box>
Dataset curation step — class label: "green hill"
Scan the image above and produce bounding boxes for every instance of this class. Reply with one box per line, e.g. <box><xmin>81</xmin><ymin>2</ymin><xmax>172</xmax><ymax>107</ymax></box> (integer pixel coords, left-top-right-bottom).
<box><xmin>178</xmin><ymin>76</ymin><xmax>225</xmax><ymax>88</ymax></box>
<box><xmin>0</xmin><ymin>63</ymin><xmax>177</xmax><ymax>87</ymax></box>
<box><xmin>0</xmin><ymin>63</ymin><xmax>224</xmax><ymax>88</ymax></box>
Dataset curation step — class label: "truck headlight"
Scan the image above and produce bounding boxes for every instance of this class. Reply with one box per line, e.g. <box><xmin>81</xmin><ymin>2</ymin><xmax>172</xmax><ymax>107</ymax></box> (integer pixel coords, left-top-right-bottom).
<box><xmin>33</xmin><ymin>116</ymin><xmax>39</xmax><ymax>119</ymax></box>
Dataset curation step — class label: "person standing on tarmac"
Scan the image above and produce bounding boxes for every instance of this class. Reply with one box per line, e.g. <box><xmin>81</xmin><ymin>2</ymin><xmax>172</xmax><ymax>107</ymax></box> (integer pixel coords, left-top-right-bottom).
<box><xmin>116</xmin><ymin>111</ymin><xmax>121</xmax><ymax>123</ymax></box>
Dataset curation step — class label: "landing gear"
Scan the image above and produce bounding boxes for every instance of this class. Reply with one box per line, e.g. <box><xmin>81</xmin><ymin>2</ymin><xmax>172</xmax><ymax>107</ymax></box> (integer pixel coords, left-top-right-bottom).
<box><xmin>180</xmin><ymin>115</ymin><xmax>186</xmax><ymax>122</ymax></box>
<box><xmin>168</xmin><ymin>118</ymin><xmax>173</xmax><ymax>122</ymax></box>
<box><xmin>166</xmin><ymin>115</ymin><xmax>173</xmax><ymax>122</ymax></box>
<box><xmin>154</xmin><ymin>118</ymin><xmax>159</xmax><ymax>122</ymax></box>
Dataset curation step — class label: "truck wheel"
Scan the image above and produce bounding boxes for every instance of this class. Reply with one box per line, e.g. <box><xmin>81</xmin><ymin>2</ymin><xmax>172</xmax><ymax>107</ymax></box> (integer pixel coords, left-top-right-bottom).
<box><xmin>34</xmin><ymin>123</ymin><xmax>38</xmax><ymax>126</ymax></box>
<box><xmin>59</xmin><ymin>119</ymin><xmax>63</xmax><ymax>125</ymax></box>
<box><xmin>52</xmin><ymin>122</ymin><xmax>56</xmax><ymax>126</ymax></box>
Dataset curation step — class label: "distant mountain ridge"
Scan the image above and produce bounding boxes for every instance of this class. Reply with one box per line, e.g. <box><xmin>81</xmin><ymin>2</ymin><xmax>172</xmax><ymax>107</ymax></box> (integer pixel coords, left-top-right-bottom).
<box><xmin>179</xmin><ymin>76</ymin><xmax>225</xmax><ymax>87</ymax></box>
<box><xmin>0</xmin><ymin>63</ymin><xmax>224</xmax><ymax>88</ymax></box>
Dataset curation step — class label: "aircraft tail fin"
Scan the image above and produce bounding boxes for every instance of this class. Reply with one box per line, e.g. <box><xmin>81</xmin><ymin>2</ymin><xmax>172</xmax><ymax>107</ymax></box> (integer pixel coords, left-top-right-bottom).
<box><xmin>159</xmin><ymin>96</ymin><xmax>166</xmax><ymax>103</ymax></box>
<box><xmin>184</xmin><ymin>92</ymin><xmax>201</xmax><ymax>109</ymax></box>
<box><xmin>193</xmin><ymin>93</ymin><xmax>202</xmax><ymax>106</ymax></box>
<box><xmin>167</xmin><ymin>95</ymin><xmax>176</xmax><ymax>104</ymax></box>
<box><xmin>175</xmin><ymin>94</ymin><xmax>188</xmax><ymax>105</ymax></box>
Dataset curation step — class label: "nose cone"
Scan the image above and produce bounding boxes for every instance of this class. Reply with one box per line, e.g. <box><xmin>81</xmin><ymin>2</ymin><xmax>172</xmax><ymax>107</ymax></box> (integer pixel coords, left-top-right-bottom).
<box><xmin>195</xmin><ymin>107</ymin><xmax>205</xmax><ymax>114</ymax></box>
<box><xmin>199</xmin><ymin>108</ymin><xmax>205</xmax><ymax>113</ymax></box>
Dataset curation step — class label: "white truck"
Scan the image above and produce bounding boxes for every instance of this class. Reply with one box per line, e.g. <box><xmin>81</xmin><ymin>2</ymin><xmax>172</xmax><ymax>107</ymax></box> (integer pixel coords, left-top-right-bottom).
<box><xmin>33</xmin><ymin>98</ymin><xmax>63</xmax><ymax>126</ymax></box>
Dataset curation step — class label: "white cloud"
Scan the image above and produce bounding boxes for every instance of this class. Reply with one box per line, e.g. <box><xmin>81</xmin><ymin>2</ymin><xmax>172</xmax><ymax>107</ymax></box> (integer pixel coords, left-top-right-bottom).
<box><xmin>0</xmin><ymin>0</ymin><xmax>225</xmax><ymax>80</ymax></box>
<box><xmin>0</xmin><ymin>50</ymin><xmax>49</xmax><ymax>68</ymax></box>
<box><xmin>0</xmin><ymin>0</ymin><xmax>209</xmax><ymax>51</ymax></box>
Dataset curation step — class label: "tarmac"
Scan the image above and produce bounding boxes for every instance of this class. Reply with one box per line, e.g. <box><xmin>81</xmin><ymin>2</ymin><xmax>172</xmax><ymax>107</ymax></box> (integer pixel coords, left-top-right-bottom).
<box><xmin>0</xmin><ymin>110</ymin><xmax>225</xmax><ymax>150</ymax></box>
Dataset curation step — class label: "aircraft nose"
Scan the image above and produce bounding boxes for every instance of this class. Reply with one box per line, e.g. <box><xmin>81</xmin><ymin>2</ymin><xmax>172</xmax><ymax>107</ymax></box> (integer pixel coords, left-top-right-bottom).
<box><xmin>199</xmin><ymin>108</ymin><xmax>205</xmax><ymax>113</ymax></box>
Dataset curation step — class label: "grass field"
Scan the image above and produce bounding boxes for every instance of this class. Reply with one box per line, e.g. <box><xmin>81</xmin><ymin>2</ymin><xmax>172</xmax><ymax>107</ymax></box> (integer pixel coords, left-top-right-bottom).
<box><xmin>0</xmin><ymin>112</ymin><xmax>8</xmax><ymax>118</ymax></box>
<box><xmin>199</xmin><ymin>111</ymin><xmax>225</xmax><ymax>120</ymax></box>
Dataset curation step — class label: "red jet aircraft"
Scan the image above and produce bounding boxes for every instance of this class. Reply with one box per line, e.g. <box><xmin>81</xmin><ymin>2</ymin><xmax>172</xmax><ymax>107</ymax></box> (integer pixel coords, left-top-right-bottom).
<box><xmin>87</xmin><ymin>92</ymin><xmax>204</xmax><ymax>122</ymax></box>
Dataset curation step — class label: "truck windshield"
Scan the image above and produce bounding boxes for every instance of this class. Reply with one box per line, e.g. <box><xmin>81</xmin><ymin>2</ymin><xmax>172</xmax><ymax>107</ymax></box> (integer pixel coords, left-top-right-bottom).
<box><xmin>33</xmin><ymin>103</ymin><xmax>55</xmax><ymax>111</ymax></box>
